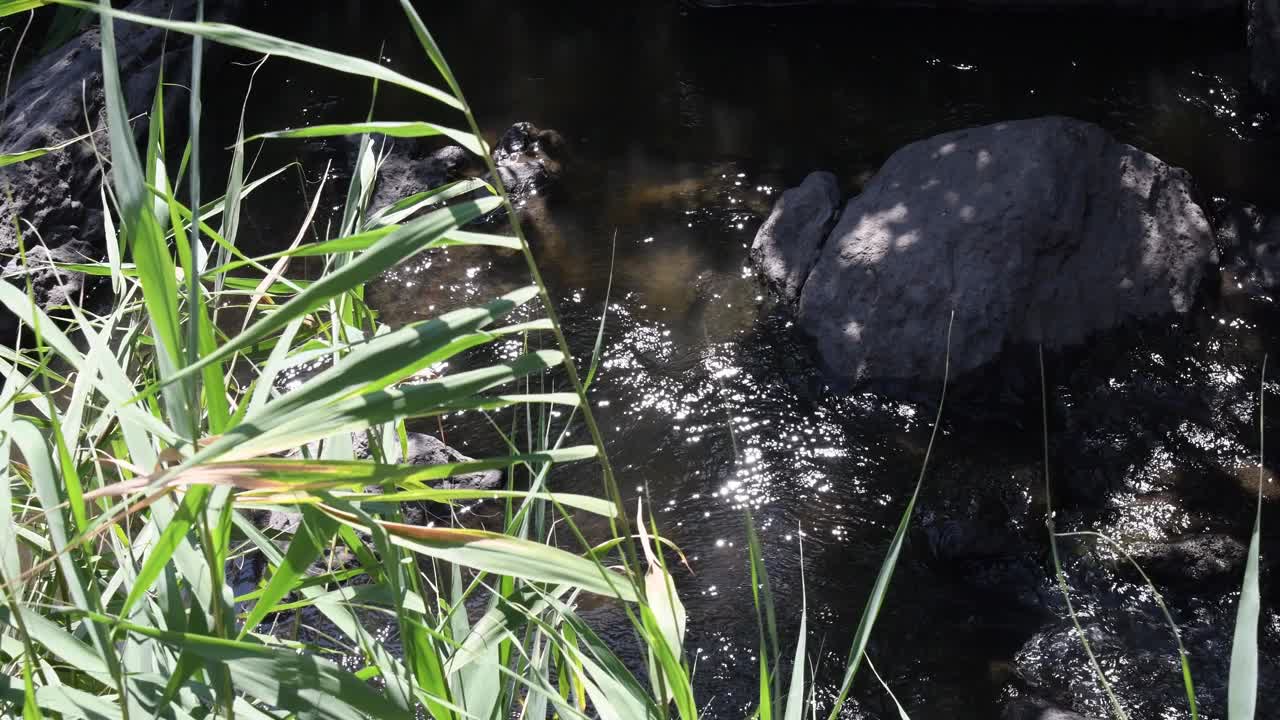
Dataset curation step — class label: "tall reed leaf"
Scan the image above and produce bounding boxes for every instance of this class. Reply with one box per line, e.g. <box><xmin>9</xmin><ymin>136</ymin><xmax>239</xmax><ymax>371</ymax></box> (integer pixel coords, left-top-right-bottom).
<box><xmin>1228</xmin><ymin>356</ymin><xmax>1267</xmax><ymax>719</ymax></box>
<box><xmin>150</xmin><ymin>196</ymin><xmax>502</xmax><ymax>395</ymax></box>
<box><xmin>54</xmin><ymin>0</ymin><xmax>462</xmax><ymax>109</ymax></box>
<box><xmin>826</xmin><ymin>313</ymin><xmax>952</xmax><ymax>719</ymax></box>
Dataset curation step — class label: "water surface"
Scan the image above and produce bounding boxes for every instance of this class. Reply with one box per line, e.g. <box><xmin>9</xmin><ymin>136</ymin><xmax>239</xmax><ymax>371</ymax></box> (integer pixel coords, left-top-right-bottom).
<box><xmin>221</xmin><ymin>2</ymin><xmax>1280</xmax><ymax>716</ymax></box>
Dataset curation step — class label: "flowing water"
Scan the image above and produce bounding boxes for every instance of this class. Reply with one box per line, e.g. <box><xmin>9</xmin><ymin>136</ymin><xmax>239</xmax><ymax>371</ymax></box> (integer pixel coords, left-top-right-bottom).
<box><xmin>220</xmin><ymin>2</ymin><xmax>1280</xmax><ymax>716</ymax></box>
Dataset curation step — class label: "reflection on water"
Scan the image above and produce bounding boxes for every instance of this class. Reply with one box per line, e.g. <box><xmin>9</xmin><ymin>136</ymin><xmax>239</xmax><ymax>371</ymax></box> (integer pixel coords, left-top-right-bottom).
<box><xmin>221</xmin><ymin>1</ymin><xmax>1280</xmax><ymax>716</ymax></box>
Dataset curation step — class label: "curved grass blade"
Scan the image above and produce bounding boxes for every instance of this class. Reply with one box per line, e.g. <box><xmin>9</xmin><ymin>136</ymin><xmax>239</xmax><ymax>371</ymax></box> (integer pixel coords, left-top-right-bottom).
<box><xmin>0</xmin><ymin>127</ymin><xmax>98</xmax><ymax>168</ymax></box>
<box><xmin>143</xmin><ymin>195</ymin><xmax>502</xmax><ymax>398</ymax></box>
<box><xmin>76</xmin><ymin>611</ymin><xmax>418</xmax><ymax>720</ymax></box>
<box><xmin>782</xmin><ymin>529</ymin><xmax>807</xmax><ymax>720</ymax></box>
<box><xmin>1055</xmin><ymin>530</ymin><xmax>1198</xmax><ymax>719</ymax></box>
<box><xmin>826</xmin><ymin>312</ymin><xmax>953</xmax><ymax>720</ymax></box>
<box><xmin>318</xmin><ymin>505</ymin><xmax>638</xmax><ymax>602</ymax></box>
<box><xmin>54</xmin><ymin>0</ymin><xmax>462</xmax><ymax>110</ymax></box>
<box><xmin>1229</xmin><ymin>356</ymin><xmax>1267</xmax><ymax>720</ymax></box>
<box><xmin>251</xmin><ymin>121</ymin><xmax>483</xmax><ymax>156</ymax></box>
<box><xmin>237</xmin><ymin>505</ymin><xmax>336</xmax><ymax>638</ymax></box>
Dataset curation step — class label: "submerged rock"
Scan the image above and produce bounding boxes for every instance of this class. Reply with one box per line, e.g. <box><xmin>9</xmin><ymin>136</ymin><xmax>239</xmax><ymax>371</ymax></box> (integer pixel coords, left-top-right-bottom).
<box><xmin>365</xmin><ymin>142</ymin><xmax>469</xmax><ymax>217</ymax></box>
<box><xmin>1211</xmin><ymin>197</ymin><xmax>1280</xmax><ymax>297</ymax></box>
<box><xmin>1122</xmin><ymin>533</ymin><xmax>1247</xmax><ymax>587</ymax></box>
<box><xmin>1012</xmin><ymin>600</ymin><xmax>1280</xmax><ymax>718</ymax></box>
<box><xmin>492</xmin><ymin>121</ymin><xmax>565</xmax><ymax>201</ymax></box>
<box><xmin>1002</xmin><ymin>698</ymin><xmax>1099</xmax><ymax>720</ymax></box>
<box><xmin>754</xmin><ymin>117</ymin><xmax>1214</xmax><ymax>386</ymax></box>
<box><xmin>363</xmin><ymin>121</ymin><xmax>564</xmax><ymax>221</ymax></box>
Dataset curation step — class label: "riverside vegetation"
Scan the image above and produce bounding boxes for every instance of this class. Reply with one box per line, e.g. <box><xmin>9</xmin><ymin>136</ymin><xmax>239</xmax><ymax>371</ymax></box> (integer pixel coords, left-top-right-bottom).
<box><xmin>0</xmin><ymin>1</ymin><xmax>1268</xmax><ymax>718</ymax></box>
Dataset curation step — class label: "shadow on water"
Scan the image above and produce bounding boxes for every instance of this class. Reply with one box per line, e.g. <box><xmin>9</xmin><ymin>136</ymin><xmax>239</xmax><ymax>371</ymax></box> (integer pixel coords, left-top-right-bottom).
<box><xmin>199</xmin><ymin>1</ymin><xmax>1280</xmax><ymax>716</ymax></box>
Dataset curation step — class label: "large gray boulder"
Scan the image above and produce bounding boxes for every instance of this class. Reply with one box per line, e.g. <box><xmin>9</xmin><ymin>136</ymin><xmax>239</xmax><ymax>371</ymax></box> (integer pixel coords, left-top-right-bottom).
<box><xmin>755</xmin><ymin>117</ymin><xmax>1214</xmax><ymax>385</ymax></box>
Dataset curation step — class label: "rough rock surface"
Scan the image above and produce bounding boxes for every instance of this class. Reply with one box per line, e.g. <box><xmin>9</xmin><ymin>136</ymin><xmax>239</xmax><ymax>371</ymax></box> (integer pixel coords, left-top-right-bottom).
<box><xmin>0</xmin><ymin>0</ymin><xmax>240</xmax><ymax>342</ymax></box>
<box><xmin>1002</xmin><ymin>699</ymin><xmax>1099</xmax><ymax>720</ymax></box>
<box><xmin>1013</xmin><ymin>601</ymin><xmax>1280</xmax><ymax>717</ymax></box>
<box><xmin>492</xmin><ymin>121</ymin><xmax>565</xmax><ymax>200</ymax></box>
<box><xmin>750</xmin><ymin>171</ymin><xmax>840</xmax><ymax>302</ymax></box>
<box><xmin>362</xmin><ymin>121</ymin><xmax>563</xmax><ymax>222</ymax></box>
<box><xmin>687</xmin><ymin>0</ymin><xmax>1239</xmax><ymax>15</ymax></box>
<box><xmin>757</xmin><ymin>117</ymin><xmax>1214</xmax><ymax>385</ymax></box>
<box><xmin>365</xmin><ymin>142</ymin><xmax>469</xmax><ymax>217</ymax></box>
<box><xmin>1211</xmin><ymin>198</ymin><xmax>1280</xmax><ymax>297</ymax></box>
<box><xmin>1122</xmin><ymin>533</ymin><xmax>1247</xmax><ymax>587</ymax></box>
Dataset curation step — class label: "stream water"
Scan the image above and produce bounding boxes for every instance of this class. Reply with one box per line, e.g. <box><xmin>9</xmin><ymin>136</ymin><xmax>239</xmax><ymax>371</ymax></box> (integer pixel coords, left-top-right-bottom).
<box><xmin>220</xmin><ymin>2</ymin><xmax>1280</xmax><ymax>716</ymax></box>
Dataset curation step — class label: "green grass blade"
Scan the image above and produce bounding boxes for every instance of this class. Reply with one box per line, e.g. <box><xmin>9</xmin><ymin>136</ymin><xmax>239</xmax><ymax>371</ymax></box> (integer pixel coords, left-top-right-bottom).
<box><xmin>146</xmin><ymin>195</ymin><xmax>502</xmax><ymax>398</ymax></box>
<box><xmin>782</xmin><ymin>530</ymin><xmax>807</xmax><ymax>720</ymax></box>
<box><xmin>1229</xmin><ymin>356</ymin><xmax>1267</xmax><ymax>720</ymax></box>
<box><xmin>251</xmin><ymin>121</ymin><xmax>483</xmax><ymax>156</ymax></box>
<box><xmin>0</xmin><ymin>127</ymin><xmax>97</xmax><ymax>167</ymax></box>
<box><xmin>99</xmin><ymin>0</ymin><xmax>191</xmax><ymax>429</ymax></box>
<box><xmin>251</xmin><ymin>286</ymin><xmax>538</xmax><ymax>425</ymax></box>
<box><xmin>119</xmin><ymin>486</ymin><xmax>209</xmax><ymax>616</ymax></box>
<box><xmin>826</xmin><ymin>313</ymin><xmax>953</xmax><ymax>720</ymax></box>
<box><xmin>78</xmin><ymin>611</ymin><xmax>417</xmax><ymax>720</ymax></box>
<box><xmin>204</xmin><ymin>349</ymin><xmax>564</xmax><ymax>462</ymax></box>
<box><xmin>0</xmin><ymin>1</ymin><xmax>52</xmax><ymax>17</ymax></box>
<box><xmin>237</xmin><ymin>506</ymin><xmax>336</xmax><ymax>638</ymax></box>
<box><xmin>321</xmin><ymin>505</ymin><xmax>638</xmax><ymax>602</ymax></box>
<box><xmin>55</xmin><ymin>0</ymin><xmax>463</xmax><ymax>110</ymax></box>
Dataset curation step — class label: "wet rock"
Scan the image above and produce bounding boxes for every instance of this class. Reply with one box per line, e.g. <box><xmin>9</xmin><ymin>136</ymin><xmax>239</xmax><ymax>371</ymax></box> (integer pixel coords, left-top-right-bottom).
<box><xmin>1211</xmin><ymin>198</ymin><xmax>1280</xmax><ymax>297</ymax></box>
<box><xmin>0</xmin><ymin>0</ymin><xmax>242</xmax><ymax>343</ymax></box>
<box><xmin>758</xmin><ymin>116</ymin><xmax>1213</xmax><ymax>386</ymax></box>
<box><xmin>1013</xmin><ymin>595</ymin><xmax>1280</xmax><ymax>718</ymax></box>
<box><xmin>365</xmin><ymin>141</ymin><xmax>469</xmax><ymax>216</ymax></box>
<box><xmin>362</xmin><ymin>121</ymin><xmax>563</xmax><ymax>223</ymax></box>
<box><xmin>1123</xmin><ymin>533</ymin><xmax>1247</xmax><ymax>587</ymax></box>
<box><xmin>750</xmin><ymin>171</ymin><xmax>840</xmax><ymax>303</ymax></box>
<box><xmin>492</xmin><ymin>121</ymin><xmax>564</xmax><ymax>200</ymax></box>
<box><xmin>1002</xmin><ymin>698</ymin><xmax>1099</xmax><ymax>720</ymax></box>
<box><xmin>1251</xmin><ymin>0</ymin><xmax>1280</xmax><ymax>103</ymax></box>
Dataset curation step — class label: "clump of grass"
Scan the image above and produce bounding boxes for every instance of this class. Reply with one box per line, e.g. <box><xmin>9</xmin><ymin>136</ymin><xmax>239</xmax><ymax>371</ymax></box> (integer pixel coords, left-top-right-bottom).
<box><xmin>0</xmin><ymin>2</ymin><xmax>962</xmax><ymax>718</ymax></box>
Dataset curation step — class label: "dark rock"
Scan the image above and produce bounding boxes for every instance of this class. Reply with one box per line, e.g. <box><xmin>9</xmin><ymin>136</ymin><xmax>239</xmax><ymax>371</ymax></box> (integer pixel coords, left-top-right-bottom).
<box><xmin>1251</xmin><ymin>0</ymin><xmax>1280</xmax><ymax>102</ymax></box>
<box><xmin>0</xmin><ymin>0</ymin><xmax>243</xmax><ymax>343</ymax></box>
<box><xmin>492</xmin><ymin>121</ymin><xmax>565</xmax><ymax>200</ymax></box>
<box><xmin>1211</xmin><ymin>198</ymin><xmax>1280</xmax><ymax>297</ymax></box>
<box><xmin>1002</xmin><ymin>698</ymin><xmax>1100</xmax><ymax>720</ymax></box>
<box><xmin>365</xmin><ymin>141</ymin><xmax>470</xmax><ymax>217</ymax></box>
<box><xmin>749</xmin><ymin>171</ymin><xmax>839</xmax><ymax>303</ymax></box>
<box><xmin>1012</xmin><ymin>586</ymin><xmax>1280</xmax><ymax>717</ymax></box>
<box><xmin>0</xmin><ymin>241</ymin><xmax>97</xmax><ymax>341</ymax></box>
<box><xmin>757</xmin><ymin>117</ymin><xmax>1213</xmax><ymax>386</ymax></box>
<box><xmin>362</xmin><ymin>122</ymin><xmax>563</xmax><ymax>225</ymax></box>
<box><xmin>1123</xmin><ymin>533</ymin><xmax>1247</xmax><ymax>587</ymax></box>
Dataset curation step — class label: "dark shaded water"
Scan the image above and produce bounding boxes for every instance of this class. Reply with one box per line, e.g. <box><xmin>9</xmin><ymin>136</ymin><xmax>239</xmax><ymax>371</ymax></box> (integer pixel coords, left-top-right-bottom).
<box><xmin>218</xmin><ymin>2</ymin><xmax>1280</xmax><ymax>717</ymax></box>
